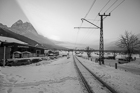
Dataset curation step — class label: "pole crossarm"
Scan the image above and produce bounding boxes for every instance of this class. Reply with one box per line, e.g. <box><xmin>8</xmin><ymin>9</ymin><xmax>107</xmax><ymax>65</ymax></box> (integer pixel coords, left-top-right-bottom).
<box><xmin>81</xmin><ymin>18</ymin><xmax>100</xmax><ymax>29</ymax></box>
<box><xmin>98</xmin><ymin>13</ymin><xmax>111</xmax><ymax>17</ymax></box>
<box><xmin>74</xmin><ymin>27</ymin><xmax>99</xmax><ymax>29</ymax></box>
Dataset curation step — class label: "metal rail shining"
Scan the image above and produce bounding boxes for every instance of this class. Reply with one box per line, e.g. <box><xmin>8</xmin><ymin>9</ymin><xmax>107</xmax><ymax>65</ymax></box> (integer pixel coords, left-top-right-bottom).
<box><xmin>74</xmin><ymin>56</ymin><xmax>118</xmax><ymax>93</ymax></box>
<box><xmin>73</xmin><ymin>55</ymin><xmax>94</xmax><ymax>93</ymax></box>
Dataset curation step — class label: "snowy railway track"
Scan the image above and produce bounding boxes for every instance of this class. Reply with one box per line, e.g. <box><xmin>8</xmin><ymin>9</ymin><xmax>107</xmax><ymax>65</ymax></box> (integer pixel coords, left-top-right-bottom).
<box><xmin>73</xmin><ymin>55</ymin><xmax>118</xmax><ymax>93</ymax></box>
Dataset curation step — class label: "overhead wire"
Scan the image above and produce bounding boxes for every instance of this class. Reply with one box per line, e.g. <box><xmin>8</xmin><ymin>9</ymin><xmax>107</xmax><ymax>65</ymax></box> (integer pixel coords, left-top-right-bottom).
<box><xmin>96</xmin><ymin>0</ymin><xmax>118</xmax><ymax>24</ymax></box>
<box><xmin>103</xmin><ymin>0</ymin><xmax>125</xmax><ymax>20</ymax></box>
<box><xmin>84</xmin><ymin>0</ymin><xmax>96</xmax><ymax>19</ymax></box>
<box><xmin>90</xmin><ymin>0</ymin><xmax>119</xmax><ymax>45</ymax></box>
<box><xmin>110</xmin><ymin>0</ymin><xmax>125</xmax><ymax>13</ymax></box>
<box><xmin>93</xmin><ymin>0</ymin><xmax>111</xmax><ymax>24</ymax></box>
<box><xmin>99</xmin><ymin>0</ymin><xmax>111</xmax><ymax>13</ymax></box>
<box><xmin>87</xmin><ymin>0</ymin><xmax>119</xmax><ymax>47</ymax></box>
<box><xmin>94</xmin><ymin>0</ymin><xmax>118</xmax><ymax>24</ymax></box>
<box><xmin>77</xmin><ymin>0</ymin><xmax>125</xmax><ymax>48</ymax></box>
<box><xmin>74</xmin><ymin>22</ymin><xmax>83</xmax><ymax>49</ymax></box>
<box><xmin>81</xmin><ymin>0</ymin><xmax>97</xmax><ymax>43</ymax></box>
<box><xmin>77</xmin><ymin>0</ymin><xmax>96</xmax><ymax>48</ymax></box>
<box><xmin>104</xmin><ymin>0</ymin><xmax>118</xmax><ymax>13</ymax></box>
<box><xmin>88</xmin><ymin>0</ymin><xmax>111</xmax><ymax>32</ymax></box>
<box><xmin>81</xmin><ymin>0</ymin><xmax>111</xmax><ymax>45</ymax></box>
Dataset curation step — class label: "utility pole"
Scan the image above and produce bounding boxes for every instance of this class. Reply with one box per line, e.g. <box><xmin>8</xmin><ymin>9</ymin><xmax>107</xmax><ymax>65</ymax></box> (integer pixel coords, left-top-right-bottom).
<box><xmin>98</xmin><ymin>13</ymin><xmax>110</xmax><ymax>65</ymax></box>
<box><xmin>74</xmin><ymin>13</ymin><xmax>110</xmax><ymax>65</ymax></box>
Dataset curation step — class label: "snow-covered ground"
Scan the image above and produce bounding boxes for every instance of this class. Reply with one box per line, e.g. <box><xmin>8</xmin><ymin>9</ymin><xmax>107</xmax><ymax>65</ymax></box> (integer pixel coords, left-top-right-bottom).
<box><xmin>119</xmin><ymin>58</ymin><xmax>140</xmax><ymax>69</ymax></box>
<box><xmin>0</xmin><ymin>54</ymin><xmax>140</xmax><ymax>93</ymax></box>
<box><xmin>82</xmin><ymin>52</ymin><xmax>140</xmax><ymax>69</ymax></box>
<box><xmin>0</xmin><ymin>57</ymin><xmax>83</xmax><ymax>93</ymax></box>
<box><xmin>78</xmin><ymin>57</ymin><xmax>140</xmax><ymax>93</ymax></box>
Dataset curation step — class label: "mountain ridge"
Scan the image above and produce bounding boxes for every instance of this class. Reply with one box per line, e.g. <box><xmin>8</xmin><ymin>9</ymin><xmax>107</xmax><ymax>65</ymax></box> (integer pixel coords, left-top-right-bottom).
<box><xmin>10</xmin><ymin>20</ymin><xmax>38</xmax><ymax>35</ymax></box>
<box><xmin>9</xmin><ymin>20</ymin><xmax>55</xmax><ymax>46</ymax></box>
<box><xmin>0</xmin><ymin>20</ymin><xmax>68</xmax><ymax>49</ymax></box>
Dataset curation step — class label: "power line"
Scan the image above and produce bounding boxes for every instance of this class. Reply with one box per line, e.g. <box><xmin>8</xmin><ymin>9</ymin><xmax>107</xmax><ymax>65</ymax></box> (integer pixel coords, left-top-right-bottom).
<box><xmin>74</xmin><ymin>22</ymin><xmax>83</xmax><ymax>49</ymax></box>
<box><xmin>80</xmin><ymin>19</ymin><xmax>100</xmax><ymax>42</ymax></box>
<box><xmin>78</xmin><ymin>27</ymin><xmax>97</xmax><ymax>44</ymax></box>
<box><xmin>92</xmin><ymin>0</ymin><xmax>111</xmax><ymax>24</ymax></box>
<box><xmin>94</xmin><ymin>0</ymin><xmax>117</xmax><ymax>25</ymax></box>
<box><xmin>74</xmin><ymin>0</ymin><xmax>96</xmax><ymax>45</ymax></box>
<box><xmin>103</xmin><ymin>16</ymin><xmax>107</xmax><ymax>20</ymax></box>
<box><xmin>84</xmin><ymin>0</ymin><xmax>96</xmax><ymax>19</ymax></box>
<box><xmin>105</xmin><ymin>0</ymin><xmax>118</xmax><ymax>13</ymax></box>
<box><xmin>103</xmin><ymin>0</ymin><xmax>125</xmax><ymax>20</ymax></box>
<box><xmin>79</xmin><ymin>0</ymin><xmax>96</xmax><ymax>43</ymax></box>
<box><xmin>99</xmin><ymin>0</ymin><xmax>111</xmax><ymax>13</ymax></box>
<box><xmin>87</xmin><ymin>0</ymin><xmax>111</xmax><ymax>38</ymax></box>
<box><xmin>78</xmin><ymin>18</ymin><xmax>100</xmax><ymax>44</ymax></box>
<box><xmin>75</xmin><ymin>0</ymin><xmax>121</xmax><ymax>48</ymax></box>
<box><xmin>78</xmin><ymin>29</ymin><xmax>96</xmax><ymax>45</ymax></box>
<box><xmin>110</xmin><ymin>0</ymin><xmax>125</xmax><ymax>13</ymax></box>
<box><xmin>79</xmin><ymin>0</ymin><xmax>109</xmax><ymax>43</ymax></box>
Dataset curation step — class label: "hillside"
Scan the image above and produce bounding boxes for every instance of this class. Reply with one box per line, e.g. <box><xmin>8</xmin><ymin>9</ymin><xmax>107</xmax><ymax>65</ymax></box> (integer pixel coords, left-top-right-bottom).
<box><xmin>0</xmin><ymin>27</ymin><xmax>40</xmax><ymax>46</ymax></box>
<box><xmin>0</xmin><ymin>21</ymin><xmax>68</xmax><ymax>49</ymax></box>
<box><xmin>10</xmin><ymin>20</ymin><xmax>54</xmax><ymax>45</ymax></box>
<box><xmin>105</xmin><ymin>41</ymin><xmax>121</xmax><ymax>50</ymax></box>
<box><xmin>0</xmin><ymin>27</ymin><xmax>66</xmax><ymax>49</ymax></box>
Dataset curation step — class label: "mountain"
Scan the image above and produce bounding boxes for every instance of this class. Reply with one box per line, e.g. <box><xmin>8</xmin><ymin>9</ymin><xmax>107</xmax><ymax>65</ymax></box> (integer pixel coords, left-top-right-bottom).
<box><xmin>0</xmin><ymin>27</ymin><xmax>64</xmax><ymax>49</ymax></box>
<box><xmin>10</xmin><ymin>20</ymin><xmax>54</xmax><ymax>45</ymax></box>
<box><xmin>0</xmin><ymin>20</ymin><xmax>67</xmax><ymax>49</ymax></box>
<box><xmin>10</xmin><ymin>20</ymin><xmax>38</xmax><ymax>35</ymax></box>
<box><xmin>0</xmin><ymin>23</ymin><xmax>8</xmax><ymax>29</ymax></box>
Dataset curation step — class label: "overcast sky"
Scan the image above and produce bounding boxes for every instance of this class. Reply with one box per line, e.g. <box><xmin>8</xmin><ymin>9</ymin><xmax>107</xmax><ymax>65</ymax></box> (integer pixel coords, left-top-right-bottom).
<box><xmin>0</xmin><ymin>0</ymin><xmax>140</xmax><ymax>48</ymax></box>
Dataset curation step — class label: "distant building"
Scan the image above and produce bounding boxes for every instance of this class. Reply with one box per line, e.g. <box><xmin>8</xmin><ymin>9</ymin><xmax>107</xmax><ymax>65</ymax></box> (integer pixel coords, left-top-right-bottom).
<box><xmin>0</xmin><ymin>41</ymin><xmax>45</xmax><ymax>61</ymax></box>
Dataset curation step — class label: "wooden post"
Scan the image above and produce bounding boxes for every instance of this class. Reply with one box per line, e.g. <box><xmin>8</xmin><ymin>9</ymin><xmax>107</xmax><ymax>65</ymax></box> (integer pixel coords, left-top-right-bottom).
<box><xmin>115</xmin><ymin>63</ymin><xmax>117</xmax><ymax>69</ymax></box>
<box><xmin>3</xmin><ymin>46</ymin><xmax>6</xmax><ymax>67</ymax></box>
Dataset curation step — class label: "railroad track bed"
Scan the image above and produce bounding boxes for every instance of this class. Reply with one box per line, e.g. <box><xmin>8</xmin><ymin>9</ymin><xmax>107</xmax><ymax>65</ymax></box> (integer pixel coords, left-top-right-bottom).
<box><xmin>73</xmin><ymin>55</ymin><xmax>117</xmax><ymax>93</ymax></box>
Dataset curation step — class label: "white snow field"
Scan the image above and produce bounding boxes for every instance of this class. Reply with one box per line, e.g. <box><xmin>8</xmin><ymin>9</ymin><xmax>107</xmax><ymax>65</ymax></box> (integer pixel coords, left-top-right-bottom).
<box><xmin>0</xmin><ymin>54</ymin><xmax>140</xmax><ymax>93</ymax></box>
<box><xmin>0</xmin><ymin>57</ymin><xmax>83</xmax><ymax>93</ymax></box>
<box><xmin>77</xmin><ymin>57</ymin><xmax>140</xmax><ymax>93</ymax></box>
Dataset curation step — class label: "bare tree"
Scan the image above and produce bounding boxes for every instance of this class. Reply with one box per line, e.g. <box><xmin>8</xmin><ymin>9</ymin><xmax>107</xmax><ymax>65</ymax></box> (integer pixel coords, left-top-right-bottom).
<box><xmin>117</xmin><ymin>31</ymin><xmax>140</xmax><ymax>61</ymax></box>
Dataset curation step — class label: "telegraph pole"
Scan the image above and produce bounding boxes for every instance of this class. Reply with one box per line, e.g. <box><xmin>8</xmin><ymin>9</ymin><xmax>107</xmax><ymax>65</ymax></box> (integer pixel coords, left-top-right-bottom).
<box><xmin>98</xmin><ymin>13</ymin><xmax>110</xmax><ymax>65</ymax></box>
<box><xmin>74</xmin><ymin>13</ymin><xmax>110</xmax><ymax>65</ymax></box>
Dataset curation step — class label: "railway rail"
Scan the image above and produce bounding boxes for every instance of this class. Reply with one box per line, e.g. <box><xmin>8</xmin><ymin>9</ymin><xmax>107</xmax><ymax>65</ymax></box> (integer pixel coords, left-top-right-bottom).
<box><xmin>73</xmin><ymin>55</ymin><xmax>118</xmax><ymax>93</ymax></box>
